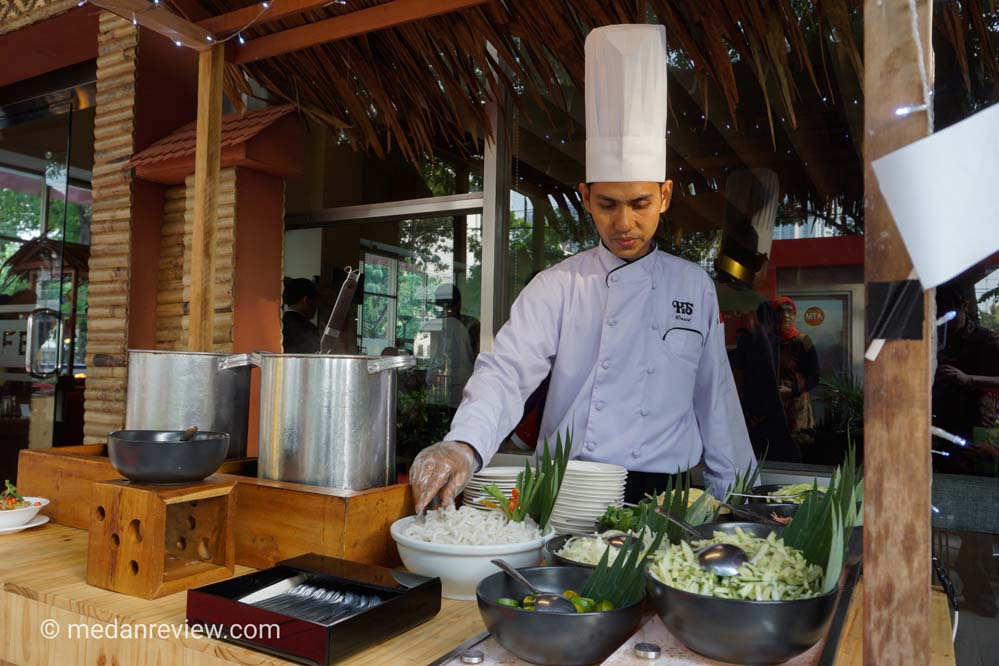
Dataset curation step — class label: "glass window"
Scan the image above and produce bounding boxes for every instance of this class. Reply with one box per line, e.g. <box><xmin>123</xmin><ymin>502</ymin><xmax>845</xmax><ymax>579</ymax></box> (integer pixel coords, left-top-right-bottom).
<box><xmin>284</xmin><ymin>211</ymin><xmax>483</xmax><ymax>467</ymax></box>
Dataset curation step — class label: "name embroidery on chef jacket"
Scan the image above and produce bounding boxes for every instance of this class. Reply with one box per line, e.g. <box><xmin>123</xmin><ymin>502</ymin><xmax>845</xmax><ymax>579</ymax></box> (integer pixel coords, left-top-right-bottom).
<box><xmin>671</xmin><ymin>299</ymin><xmax>694</xmax><ymax>322</ymax></box>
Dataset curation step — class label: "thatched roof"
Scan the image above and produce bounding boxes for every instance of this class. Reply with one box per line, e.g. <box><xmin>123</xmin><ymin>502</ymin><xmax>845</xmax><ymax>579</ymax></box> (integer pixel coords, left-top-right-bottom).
<box><xmin>174</xmin><ymin>0</ymin><xmax>999</xmax><ymax>227</ymax></box>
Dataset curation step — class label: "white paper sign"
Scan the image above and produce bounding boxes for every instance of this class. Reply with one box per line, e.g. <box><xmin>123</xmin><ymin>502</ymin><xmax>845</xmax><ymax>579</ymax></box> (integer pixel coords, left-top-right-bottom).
<box><xmin>872</xmin><ymin>102</ymin><xmax>999</xmax><ymax>288</ymax></box>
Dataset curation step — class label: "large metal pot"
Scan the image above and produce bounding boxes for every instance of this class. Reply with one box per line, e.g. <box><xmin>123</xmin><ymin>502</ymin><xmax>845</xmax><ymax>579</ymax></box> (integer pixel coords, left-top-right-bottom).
<box><xmin>239</xmin><ymin>353</ymin><xmax>416</xmax><ymax>491</ymax></box>
<box><xmin>125</xmin><ymin>350</ymin><xmax>253</xmax><ymax>459</ymax></box>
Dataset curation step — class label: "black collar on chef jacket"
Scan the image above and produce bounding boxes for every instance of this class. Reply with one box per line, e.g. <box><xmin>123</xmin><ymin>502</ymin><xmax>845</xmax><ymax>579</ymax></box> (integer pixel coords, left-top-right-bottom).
<box><xmin>597</xmin><ymin>240</ymin><xmax>658</xmax><ymax>287</ymax></box>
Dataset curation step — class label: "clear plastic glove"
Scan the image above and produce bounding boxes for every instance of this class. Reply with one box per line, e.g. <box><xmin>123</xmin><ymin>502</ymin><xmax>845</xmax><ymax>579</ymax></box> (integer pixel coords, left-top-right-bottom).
<box><xmin>410</xmin><ymin>440</ymin><xmax>477</xmax><ymax>514</ymax></box>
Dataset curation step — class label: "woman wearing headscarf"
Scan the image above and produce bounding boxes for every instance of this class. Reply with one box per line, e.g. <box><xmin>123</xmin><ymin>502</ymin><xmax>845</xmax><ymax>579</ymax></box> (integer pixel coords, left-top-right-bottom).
<box><xmin>773</xmin><ymin>297</ymin><xmax>820</xmax><ymax>436</ymax></box>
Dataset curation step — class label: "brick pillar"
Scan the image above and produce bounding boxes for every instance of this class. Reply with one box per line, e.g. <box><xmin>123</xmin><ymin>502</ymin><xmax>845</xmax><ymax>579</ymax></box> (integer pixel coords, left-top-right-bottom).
<box><xmin>83</xmin><ymin>13</ymin><xmax>139</xmax><ymax>443</ymax></box>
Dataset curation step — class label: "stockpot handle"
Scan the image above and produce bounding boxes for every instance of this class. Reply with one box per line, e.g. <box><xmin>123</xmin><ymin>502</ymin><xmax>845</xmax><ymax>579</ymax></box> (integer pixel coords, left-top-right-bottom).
<box><xmin>218</xmin><ymin>352</ymin><xmax>265</xmax><ymax>370</ymax></box>
<box><xmin>366</xmin><ymin>355</ymin><xmax>416</xmax><ymax>374</ymax></box>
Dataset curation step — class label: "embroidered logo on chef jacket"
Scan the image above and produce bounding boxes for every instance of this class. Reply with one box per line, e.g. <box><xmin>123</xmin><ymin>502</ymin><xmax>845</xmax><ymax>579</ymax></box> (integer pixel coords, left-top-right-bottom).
<box><xmin>672</xmin><ymin>300</ymin><xmax>694</xmax><ymax>321</ymax></box>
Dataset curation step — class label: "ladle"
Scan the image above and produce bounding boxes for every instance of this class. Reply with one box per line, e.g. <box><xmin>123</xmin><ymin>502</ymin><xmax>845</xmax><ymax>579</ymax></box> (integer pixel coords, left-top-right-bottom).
<box><xmin>655</xmin><ymin>509</ymin><xmax>749</xmax><ymax>578</ymax></box>
<box><xmin>490</xmin><ymin>559</ymin><xmax>577</xmax><ymax>613</ymax></box>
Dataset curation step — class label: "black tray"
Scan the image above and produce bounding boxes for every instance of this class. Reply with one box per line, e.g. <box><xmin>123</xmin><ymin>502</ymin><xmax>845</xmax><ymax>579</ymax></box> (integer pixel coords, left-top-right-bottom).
<box><xmin>187</xmin><ymin>554</ymin><xmax>441</xmax><ymax>665</ymax></box>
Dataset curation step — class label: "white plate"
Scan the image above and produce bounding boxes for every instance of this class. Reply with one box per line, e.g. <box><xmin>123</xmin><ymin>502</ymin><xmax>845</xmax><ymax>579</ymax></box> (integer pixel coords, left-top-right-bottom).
<box><xmin>472</xmin><ymin>467</ymin><xmax>526</xmax><ymax>478</ymax></box>
<box><xmin>564</xmin><ymin>461</ymin><xmax>628</xmax><ymax>474</ymax></box>
<box><xmin>0</xmin><ymin>514</ymin><xmax>49</xmax><ymax>535</ymax></box>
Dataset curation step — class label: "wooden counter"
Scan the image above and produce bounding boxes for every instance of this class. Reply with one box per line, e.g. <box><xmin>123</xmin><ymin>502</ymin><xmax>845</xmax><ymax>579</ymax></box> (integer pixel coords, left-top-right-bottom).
<box><xmin>0</xmin><ymin>523</ymin><xmax>955</xmax><ymax>666</ymax></box>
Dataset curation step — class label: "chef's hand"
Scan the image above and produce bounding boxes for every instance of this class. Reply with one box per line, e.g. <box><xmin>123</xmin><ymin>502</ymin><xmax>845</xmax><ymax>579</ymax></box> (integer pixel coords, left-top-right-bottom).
<box><xmin>410</xmin><ymin>440</ymin><xmax>478</xmax><ymax>514</ymax></box>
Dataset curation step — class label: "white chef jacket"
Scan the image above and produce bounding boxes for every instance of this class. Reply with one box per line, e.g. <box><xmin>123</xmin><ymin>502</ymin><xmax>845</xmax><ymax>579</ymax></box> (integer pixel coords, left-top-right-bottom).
<box><xmin>445</xmin><ymin>242</ymin><xmax>755</xmax><ymax>498</ymax></box>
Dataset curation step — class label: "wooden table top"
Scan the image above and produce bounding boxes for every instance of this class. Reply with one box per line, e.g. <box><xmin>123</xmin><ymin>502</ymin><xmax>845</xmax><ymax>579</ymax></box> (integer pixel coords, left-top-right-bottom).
<box><xmin>0</xmin><ymin>522</ymin><xmax>955</xmax><ymax>666</ymax></box>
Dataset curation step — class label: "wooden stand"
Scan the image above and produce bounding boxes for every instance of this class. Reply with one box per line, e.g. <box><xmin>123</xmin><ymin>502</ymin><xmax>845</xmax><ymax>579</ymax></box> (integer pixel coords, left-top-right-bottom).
<box><xmin>86</xmin><ymin>478</ymin><xmax>236</xmax><ymax>599</ymax></box>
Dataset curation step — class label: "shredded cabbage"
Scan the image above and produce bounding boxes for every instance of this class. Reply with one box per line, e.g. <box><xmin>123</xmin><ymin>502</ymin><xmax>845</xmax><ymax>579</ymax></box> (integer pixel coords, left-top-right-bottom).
<box><xmin>403</xmin><ymin>506</ymin><xmax>542</xmax><ymax>545</ymax></box>
<box><xmin>556</xmin><ymin>529</ymin><xmax>656</xmax><ymax>566</ymax></box>
<box><xmin>648</xmin><ymin>528</ymin><xmax>823</xmax><ymax>601</ymax></box>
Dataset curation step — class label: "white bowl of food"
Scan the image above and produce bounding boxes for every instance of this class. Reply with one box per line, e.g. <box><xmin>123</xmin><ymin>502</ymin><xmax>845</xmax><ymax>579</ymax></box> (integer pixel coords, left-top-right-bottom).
<box><xmin>0</xmin><ymin>493</ymin><xmax>49</xmax><ymax>529</ymax></box>
<box><xmin>391</xmin><ymin>507</ymin><xmax>554</xmax><ymax>600</ymax></box>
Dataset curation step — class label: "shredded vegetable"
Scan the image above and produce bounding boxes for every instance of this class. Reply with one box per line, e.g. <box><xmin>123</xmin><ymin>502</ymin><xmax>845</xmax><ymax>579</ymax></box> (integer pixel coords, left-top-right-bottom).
<box><xmin>404</xmin><ymin>506</ymin><xmax>542</xmax><ymax>545</ymax></box>
<box><xmin>648</xmin><ymin>528</ymin><xmax>823</xmax><ymax>601</ymax></box>
<box><xmin>556</xmin><ymin>529</ymin><xmax>656</xmax><ymax>566</ymax></box>
<box><xmin>769</xmin><ymin>483</ymin><xmax>827</xmax><ymax>505</ymax></box>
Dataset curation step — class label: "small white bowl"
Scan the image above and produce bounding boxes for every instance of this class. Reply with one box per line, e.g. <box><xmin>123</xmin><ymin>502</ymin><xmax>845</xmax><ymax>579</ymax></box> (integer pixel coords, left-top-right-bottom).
<box><xmin>390</xmin><ymin>516</ymin><xmax>553</xmax><ymax>600</ymax></box>
<box><xmin>0</xmin><ymin>497</ymin><xmax>48</xmax><ymax>529</ymax></box>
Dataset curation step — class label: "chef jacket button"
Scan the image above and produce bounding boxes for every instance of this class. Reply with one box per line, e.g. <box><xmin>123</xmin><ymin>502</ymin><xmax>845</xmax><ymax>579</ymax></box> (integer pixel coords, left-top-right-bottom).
<box><xmin>640</xmin><ymin>409</ymin><xmax>648</xmax><ymax>417</ymax></box>
<box><xmin>610</xmin><ymin>274</ymin><xmax>619</xmax><ymax>283</ymax></box>
<box><xmin>651</xmin><ymin>283</ymin><xmax>657</xmax><ymax>290</ymax></box>
<box><xmin>646</xmin><ymin>366</ymin><xmax>655</xmax><ymax>374</ymax></box>
<box><xmin>602</xmin><ymin>361</ymin><xmax>610</xmax><ymax>370</ymax></box>
<box><xmin>608</xmin><ymin>318</ymin><xmax>617</xmax><ymax>327</ymax></box>
<box><xmin>586</xmin><ymin>441</ymin><xmax>596</xmax><ymax>452</ymax></box>
<box><xmin>595</xmin><ymin>401</ymin><xmax>605</xmax><ymax>411</ymax></box>
<box><xmin>631</xmin><ymin>450</ymin><xmax>641</xmax><ymax>458</ymax></box>
<box><xmin>652</xmin><ymin>323</ymin><xmax>659</xmax><ymax>330</ymax></box>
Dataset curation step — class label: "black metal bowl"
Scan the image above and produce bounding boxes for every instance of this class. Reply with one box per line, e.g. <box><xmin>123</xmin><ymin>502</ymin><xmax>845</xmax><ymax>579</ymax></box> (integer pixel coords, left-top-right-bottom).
<box><xmin>476</xmin><ymin>566</ymin><xmax>644</xmax><ymax>666</ymax></box>
<box><xmin>646</xmin><ymin>520</ymin><xmax>836</xmax><ymax>665</ymax></box>
<box><xmin>108</xmin><ymin>430</ymin><xmax>229</xmax><ymax>484</ymax></box>
<box><xmin>544</xmin><ymin>534</ymin><xmax>597</xmax><ymax>569</ymax></box>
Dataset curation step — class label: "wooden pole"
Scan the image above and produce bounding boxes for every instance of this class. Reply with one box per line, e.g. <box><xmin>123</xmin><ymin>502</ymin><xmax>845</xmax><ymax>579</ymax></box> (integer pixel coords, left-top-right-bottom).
<box><xmin>863</xmin><ymin>1</ymin><xmax>934</xmax><ymax>663</ymax></box>
<box><xmin>188</xmin><ymin>43</ymin><xmax>224</xmax><ymax>352</ymax></box>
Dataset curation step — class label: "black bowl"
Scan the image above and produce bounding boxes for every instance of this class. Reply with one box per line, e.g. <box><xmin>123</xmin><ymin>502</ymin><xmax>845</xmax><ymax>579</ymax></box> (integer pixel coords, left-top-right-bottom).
<box><xmin>646</xmin><ymin>520</ymin><xmax>836</xmax><ymax>665</ymax></box>
<box><xmin>692</xmin><ymin>520</ymin><xmax>783</xmax><ymax>540</ymax></box>
<box><xmin>108</xmin><ymin>430</ymin><xmax>229</xmax><ymax>484</ymax></box>
<box><xmin>476</xmin><ymin>566</ymin><xmax>643</xmax><ymax>666</ymax></box>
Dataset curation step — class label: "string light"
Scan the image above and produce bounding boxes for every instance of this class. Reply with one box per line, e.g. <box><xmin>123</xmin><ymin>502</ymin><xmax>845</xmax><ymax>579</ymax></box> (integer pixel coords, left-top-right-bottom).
<box><xmin>894</xmin><ymin>103</ymin><xmax>928</xmax><ymax>117</ymax></box>
<box><xmin>175</xmin><ymin>40</ymin><xmax>182</xmax><ymax>47</ymax></box>
<box><xmin>132</xmin><ymin>13</ymin><xmax>137</xmax><ymax>25</ymax></box>
<box><xmin>238</xmin><ymin>33</ymin><xmax>246</xmax><ymax>45</ymax></box>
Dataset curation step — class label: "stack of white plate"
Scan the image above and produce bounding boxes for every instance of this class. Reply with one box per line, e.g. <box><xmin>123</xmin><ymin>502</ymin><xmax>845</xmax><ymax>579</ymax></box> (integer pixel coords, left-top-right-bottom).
<box><xmin>461</xmin><ymin>466</ymin><xmax>523</xmax><ymax>509</ymax></box>
<box><xmin>549</xmin><ymin>461</ymin><xmax>628</xmax><ymax>534</ymax></box>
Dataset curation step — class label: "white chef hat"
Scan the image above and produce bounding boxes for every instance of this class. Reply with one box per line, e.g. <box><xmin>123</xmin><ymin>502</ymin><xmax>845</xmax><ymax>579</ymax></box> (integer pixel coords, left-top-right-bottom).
<box><xmin>585</xmin><ymin>24</ymin><xmax>669</xmax><ymax>183</ymax></box>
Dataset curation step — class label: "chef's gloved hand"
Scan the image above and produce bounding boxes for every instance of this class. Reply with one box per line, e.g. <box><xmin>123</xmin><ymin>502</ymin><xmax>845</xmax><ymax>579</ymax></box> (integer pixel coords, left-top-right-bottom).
<box><xmin>410</xmin><ymin>440</ymin><xmax>478</xmax><ymax>514</ymax></box>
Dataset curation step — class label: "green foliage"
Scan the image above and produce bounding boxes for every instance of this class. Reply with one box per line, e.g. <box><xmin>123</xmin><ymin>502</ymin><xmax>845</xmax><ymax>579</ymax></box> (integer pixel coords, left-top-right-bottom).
<box><xmin>581</xmin><ymin>527</ymin><xmax>665</xmax><ymax>609</ymax></box>
<box><xmin>781</xmin><ymin>443</ymin><xmax>862</xmax><ymax>593</ymax></box>
<box><xmin>724</xmin><ymin>456</ymin><xmax>764</xmax><ymax>507</ymax></box>
<box><xmin>484</xmin><ymin>431</ymin><xmax>571</xmax><ymax>530</ymax></box>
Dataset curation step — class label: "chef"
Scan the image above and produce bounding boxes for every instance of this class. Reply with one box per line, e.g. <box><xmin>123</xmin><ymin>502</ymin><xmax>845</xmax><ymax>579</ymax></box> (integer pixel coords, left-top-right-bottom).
<box><xmin>411</xmin><ymin>24</ymin><xmax>755</xmax><ymax>512</ymax></box>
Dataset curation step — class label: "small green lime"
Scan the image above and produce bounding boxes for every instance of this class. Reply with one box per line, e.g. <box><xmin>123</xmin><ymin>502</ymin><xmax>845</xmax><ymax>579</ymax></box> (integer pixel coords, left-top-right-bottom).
<box><xmin>497</xmin><ymin>597</ymin><xmax>520</xmax><ymax>608</ymax></box>
<box><xmin>596</xmin><ymin>600</ymin><xmax>616</xmax><ymax>612</ymax></box>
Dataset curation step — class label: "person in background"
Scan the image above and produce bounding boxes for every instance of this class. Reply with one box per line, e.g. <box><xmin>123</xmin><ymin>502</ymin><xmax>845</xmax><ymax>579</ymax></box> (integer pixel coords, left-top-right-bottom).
<box><xmin>424</xmin><ymin>284</ymin><xmax>477</xmax><ymax>410</ymax></box>
<box><xmin>282</xmin><ymin>277</ymin><xmax>321</xmax><ymax>353</ymax></box>
<box><xmin>773</xmin><ymin>297</ymin><xmax>819</xmax><ymax>440</ymax></box>
<box><xmin>932</xmin><ymin>280</ymin><xmax>999</xmax><ymax>618</ymax></box>
<box><xmin>731</xmin><ymin>301</ymin><xmax>798</xmax><ymax>462</ymax></box>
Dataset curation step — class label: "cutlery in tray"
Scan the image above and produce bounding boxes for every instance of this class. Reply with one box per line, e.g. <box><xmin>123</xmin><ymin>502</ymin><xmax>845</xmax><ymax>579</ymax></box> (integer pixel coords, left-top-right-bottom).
<box><xmin>187</xmin><ymin>554</ymin><xmax>441</xmax><ymax>666</ymax></box>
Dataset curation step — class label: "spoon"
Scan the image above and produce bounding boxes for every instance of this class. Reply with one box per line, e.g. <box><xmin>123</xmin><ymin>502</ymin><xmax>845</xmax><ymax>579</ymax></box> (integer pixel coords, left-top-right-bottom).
<box><xmin>179</xmin><ymin>426</ymin><xmax>199</xmax><ymax>441</ymax></box>
<box><xmin>655</xmin><ymin>509</ymin><xmax>749</xmax><ymax>578</ymax></box>
<box><xmin>490</xmin><ymin>559</ymin><xmax>577</xmax><ymax>613</ymax></box>
<box><xmin>716</xmin><ymin>500</ymin><xmax>785</xmax><ymax>527</ymax></box>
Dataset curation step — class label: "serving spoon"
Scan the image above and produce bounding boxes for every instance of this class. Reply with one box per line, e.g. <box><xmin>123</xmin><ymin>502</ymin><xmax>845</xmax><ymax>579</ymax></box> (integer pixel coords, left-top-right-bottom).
<box><xmin>655</xmin><ymin>509</ymin><xmax>749</xmax><ymax>577</ymax></box>
<box><xmin>490</xmin><ymin>559</ymin><xmax>577</xmax><ymax>613</ymax></box>
<box><xmin>716</xmin><ymin>500</ymin><xmax>785</xmax><ymax>527</ymax></box>
<box><xmin>179</xmin><ymin>426</ymin><xmax>198</xmax><ymax>441</ymax></box>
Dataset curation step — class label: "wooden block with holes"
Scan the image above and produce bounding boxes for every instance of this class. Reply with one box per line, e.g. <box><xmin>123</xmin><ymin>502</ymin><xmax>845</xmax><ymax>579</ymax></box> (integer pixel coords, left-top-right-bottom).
<box><xmin>85</xmin><ymin>478</ymin><xmax>236</xmax><ymax>599</ymax></box>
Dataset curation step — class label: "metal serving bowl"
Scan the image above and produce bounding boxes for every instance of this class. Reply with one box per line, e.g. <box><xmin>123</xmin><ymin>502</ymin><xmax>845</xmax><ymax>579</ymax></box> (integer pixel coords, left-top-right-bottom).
<box><xmin>107</xmin><ymin>430</ymin><xmax>229</xmax><ymax>484</ymax></box>
<box><xmin>476</xmin><ymin>566</ymin><xmax>644</xmax><ymax>666</ymax></box>
<box><xmin>647</xmin><ymin>520</ymin><xmax>837</xmax><ymax>665</ymax></box>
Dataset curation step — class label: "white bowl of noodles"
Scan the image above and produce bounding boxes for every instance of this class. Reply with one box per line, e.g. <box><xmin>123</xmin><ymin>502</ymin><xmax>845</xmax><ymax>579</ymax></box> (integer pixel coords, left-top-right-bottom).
<box><xmin>390</xmin><ymin>507</ymin><xmax>554</xmax><ymax>600</ymax></box>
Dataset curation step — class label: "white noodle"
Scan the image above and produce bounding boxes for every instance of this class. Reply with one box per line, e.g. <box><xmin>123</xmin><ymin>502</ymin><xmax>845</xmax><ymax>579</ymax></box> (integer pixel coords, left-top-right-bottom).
<box><xmin>403</xmin><ymin>506</ymin><xmax>542</xmax><ymax>545</ymax></box>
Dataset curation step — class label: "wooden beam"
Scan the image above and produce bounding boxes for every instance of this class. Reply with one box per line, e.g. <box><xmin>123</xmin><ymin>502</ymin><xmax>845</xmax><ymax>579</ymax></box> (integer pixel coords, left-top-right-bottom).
<box><xmin>198</xmin><ymin>0</ymin><xmax>333</xmax><ymax>36</ymax></box>
<box><xmin>862</xmin><ymin>1</ymin><xmax>934</xmax><ymax>664</ymax></box>
<box><xmin>188</xmin><ymin>43</ymin><xmax>225</xmax><ymax>352</ymax></box>
<box><xmin>89</xmin><ymin>0</ymin><xmax>214</xmax><ymax>50</ymax></box>
<box><xmin>233</xmin><ymin>0</ymin><xmax>489</xmax><ymax>65</ymax></box>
